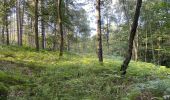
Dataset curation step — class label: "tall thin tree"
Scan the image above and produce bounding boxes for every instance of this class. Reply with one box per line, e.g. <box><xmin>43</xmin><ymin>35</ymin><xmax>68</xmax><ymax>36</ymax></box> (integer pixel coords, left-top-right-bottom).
<box><xmin>120</xmin><ymin>0</ymin><xmax>142</xmax><ymax>75</ymax></box>
<box><xmin>2</xmin><ymin>17</ymin><xmax>5</xmax><ymax>44</ymax></box>
<box><xmin>16</xmin><ymin>0</ymin><xmax>24</xmax><ymax>46</ymax></box>
<box><xmin>41</xmin><ymin>0</ymin><xmax>46</xmax><ymax>49</ymax></box>
<box><xmin>20</xmin><ymin>0</ymin><xmax>25</xmax><ymax>46</ymax></box>
<box><xmin>4</xmin><ymin>0</ymin><xmax>9</xmax><ymax>45</ymax></box>
<box><xmin>96</xmin><ymin>0</ymin><xmax>103</xmax><ymax>62</ymax></box>
<box><xmin>34</xmin><ymin>0</ymin><xmax>39</xmax><ymax>51</ymax></box>
<box><xmin>58</xmin><ymin>0</ymin><xmax>64</xmax><ymax>57</ymax></box>
<box><xmin>16</xmin><ymin>0</ymin><xmax>20</xmax><ymax>46</ymax></box>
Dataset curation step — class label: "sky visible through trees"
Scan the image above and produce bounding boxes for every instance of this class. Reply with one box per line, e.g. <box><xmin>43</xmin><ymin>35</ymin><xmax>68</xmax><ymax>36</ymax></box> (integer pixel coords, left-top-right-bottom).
<box><xmin>77</xmin><ymin>0</ymin><xmax>118</xmax><ymax>36</ymax></box>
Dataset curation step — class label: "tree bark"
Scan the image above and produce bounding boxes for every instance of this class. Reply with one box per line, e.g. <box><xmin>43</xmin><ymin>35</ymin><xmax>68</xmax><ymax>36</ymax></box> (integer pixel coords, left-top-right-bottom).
<box><xmin>96</xmin><ymin>0</ymin><xmax>103</xmax><ymax>62</ymax></box>
<box><xmin>5</xmin><ymin>15</ymin><xmax>9</xmax><ymax>45</ymax></box>
<box><xmin>41</xmin><ymin>0</ymin><xmax>46</xmax><ymax>49</ymax></box>
<box><xmin>3</xmin><ymin>0</ymin><xmax>9</xmax><ymax>45</ymax></box>
<box><xmin>16</xmin><ymin>0</ymin><xmax>23</xmax><ymax>46</ymax></box>
<box><xmin>120</xmin><ymin>0</ymin><xmax>142</xmax><ymax>75</ymax></box>
<box><xmin>133</xmin><ymin>32</ymin><xmax>138</xmax><ymax>61</ymax></box>
<box><xmin>58</xmin><ymin>0</ymin><xmax>64</xmax><ymax>57</ymax></box>
<box><xmin>20</xmin><ymin>0</ymin><xmax>25</xmax><ymax>46</ymax></box>
<box><xmin>16</xmin><ymin>0</ymin><xmax>20</xmax><ymax>46</ymax></box>
<box><xmin>145</xmin><ymin>25</ymin><xmax>148</xmax><ymax>62</ymax></box>
<box><xmin>106</xmin><ymin>15</ymin><xmax>110</xmax><ymax>55</ymax></box>
<box><xmin>66</xmin><ymin>29</ymin><xmax>70</xmax><ymax>51</ymax></box>
<box><xmin>53</xmin><ymin>22</ymin><xmax>57</xmax><ymax>50</ymax></box>
<box><xmin>4</xmin><ymin>5</ymin><xmax>9</xmax><ymax>45</ymax></box>
<box><xmin>35</xmin><ymin>0</ymin><xmax>39</xmax><ymax>51</ymax></box>
<box><xmin>2</xmin><ymin>21</ymin><xmax>5</xmax><ymax>44</ymax></box>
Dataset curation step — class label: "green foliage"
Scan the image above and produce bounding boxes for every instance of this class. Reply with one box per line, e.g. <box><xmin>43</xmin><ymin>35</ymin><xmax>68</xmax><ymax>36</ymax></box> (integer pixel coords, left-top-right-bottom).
<box><xmin>0</xmin><ymin>82</ymin><xmax>8</xmax><ymax>100</ymax></box>
<box><xmin>126</xmin><ymin>79</ymin><xmax>170</xmax><ymax>100</ymax></box>
<box><xmin>0</xmin><ymin>46</ymin><xmax>170</xmax><ymax>99</ymax></box>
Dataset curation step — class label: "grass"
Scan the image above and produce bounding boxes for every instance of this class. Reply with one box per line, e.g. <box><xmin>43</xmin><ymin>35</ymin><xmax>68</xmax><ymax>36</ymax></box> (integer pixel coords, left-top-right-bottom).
<box><xmin>0</xmin><ymin>45</ymin><xmax>170</xmax><ymax>100</ymax></box>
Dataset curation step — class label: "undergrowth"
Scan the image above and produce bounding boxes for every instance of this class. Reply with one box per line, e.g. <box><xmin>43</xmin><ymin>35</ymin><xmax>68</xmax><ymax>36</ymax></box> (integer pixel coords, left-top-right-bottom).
<box><xmin>0</xmin><ymin>45</ymin><xmax>170</xmax><ymax>100</ymax></box>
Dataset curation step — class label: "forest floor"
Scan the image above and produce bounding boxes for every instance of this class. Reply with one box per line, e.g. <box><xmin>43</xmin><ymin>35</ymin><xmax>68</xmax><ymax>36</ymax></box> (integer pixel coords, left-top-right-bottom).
<box><xmin>0</xmin><ymin>45</ymin><xmax>170</xmax><ymax>100</ymax></box>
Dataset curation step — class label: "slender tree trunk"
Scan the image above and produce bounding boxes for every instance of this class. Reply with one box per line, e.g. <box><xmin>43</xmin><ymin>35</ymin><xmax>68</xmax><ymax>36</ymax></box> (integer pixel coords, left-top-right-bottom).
<box><xmin>133</xmin><ymin>32</ymin><xmax>138</xmax><ymax>61</ymax></box>
<box><xmin>41</xmin><ymin>22</ymin><xmax>46</xmax><ymax>49</ymax></box>
<box><xmin>149</xmin><ymin>13</ymin><xmax>156</xmax><ymax>64</ymax></box>
<box><xmin>67</xmin><ymin>39</ymin><xmax>70</xmax><ymax>51</ymax></box>
<box><xmin>41</xmin><ymin>0</ymin><xmax>46</xmax><ymax>49</ymax></box>
<box><xmin>145</xmin><ymin>26</ymin><xmax>148</xmax><ymax>62</ymax></box>
<box><xmin>35</xmin><ymin>0</ymin><xmax>39</xmax><ymax>51</ymax></box>
<box><xmin>3</xmin><ymin>0</ymin><xmax>9</xmax><ymax>45</ymax></box>
<box><xmin>5</xmin><ymin>15</ymin><xmax>9</xmax><ymax>45</ymax></box>
<box><xmin>30</xmin><ymin>17</ymin><xmax>33</xmax><ymax>47</ymax></box>
<box><xmin>76</xmin><ymin>30</ymin><xmax>78</xmax><ymax>52</ymax></box>
<box><xmin>120</xmin><ymin>0</ymin><xmax>142</xmax><ymax>75</ymax></box>
<box><xmin>9</xmin><ymin>16</ymin><xmax>12</xmax><ymax>44</ymax></box>
<box><xmin>66</xmin><ymin>29</ymin><xmax>70</xmax><ymax>51</ymax></box>
<box><xmin>58</xmin><ymin>0</ymin><xmax>64</xmax><ymax>57</ymax></box>
<box><xmin>106</xmin><ymin>15</ymin><xmax>110</xmax><ymax>55</ymax></box>
<box><xmin>2</xmin><ymin>0</ymin><xmax>5</xmax><ymax>45</ymax></box>
<box><xmin>20</xmin><ymin>0</ymin><xmax>25</xmax><ymax>46</ymax></box>
<box><xmin>53</xmin><ymin>23</ymin><xmax>57</xmax><ymax>50</ymax></box>
<box><xmin>4</xmin><ymin>3</ymin><xmax>9</xmax><ymax>45</ymax></box>
<box><xmin>96</xmin><ymin>0</ymin><xmax>103</xmax><ymax>62</ymax></box>
<box><xmin>151</xmin><ymin>34</ymin><xmax>155</xmax><ymax>63</ymax></box>
<box><xmin>157</xmin><ymin>35</ymin><xmax>161</xmax><ymax>65</ymax></box>
<box><xmin>2</xmin><ymin>24</ymin><xmax>5</xmax><ymax>44</ymax></box>
<box><xmin>16</xmin><ymin>0</ymin><xmax>22</xmax><ymax>46</ymax></box>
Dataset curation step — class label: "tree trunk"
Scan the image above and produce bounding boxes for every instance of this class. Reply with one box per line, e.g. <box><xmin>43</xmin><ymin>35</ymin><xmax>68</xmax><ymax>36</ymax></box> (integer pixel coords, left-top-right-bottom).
<box><xmin>5</xmin><ymin>10</ymin><xmax>9</xmax><ymax>45</ymax></box>
<box><xmin>133</xmin><ymin>32</ymin><xmax>138</xmax><ymax>61</ymax></box>
<box><xmin>67</xmin><ymin>36</ymin><xmax>70</xmax><ymax>51</ymax></box>
<box><xmin>5</xmin><ymin>15</ymin><xmax>9</xmax><ymax>45</ymax></box>
<box><xmin>30</xmin><ymin>17</ymin><xmax>34</xmax><ymax>47</ymax></box>
<box><xmin>20</xmin><ymin>0</ymin><xmax>25</xmax><ymax>46</ymax></box>
<box><xmin>76</xmin><ymin>30</ymin><xmax>78</xmax><ymax>52</ymax></box>
<box><xmin>96</xmin><ymin>0</ymin><xmax>103</xmax><ymax>62</ymax></box>
<box><xmin>9</xmin><ymin>16</ymin><xmax>12</xmax><ymax>43</ymax></box>
<box><xmin>106</xmin><ymin>15</ymin><xmax>110</xmax><ymax>55</ymax></box>
<box><xmin>53</xmin><ymin>22</ymin><xmax>57</xmax><ymax>50</ymax></box>
<box><xmin>16</xmin><ymin>0</ymin><xmax>23</xmax><ymax>46</ymax></box>
<box><xmin>145</xmin><ymin>26</ymin><xmax>148</xmax><ymax>62</ymax></box>
<box><xmin>149</xmin><ymin>13</ymin><xmax>156</xmax><ymax>64</ymax></box>
<box><xmin>120</xmin><ymin>0</ymin><xmax>142</xmax><ymax>75</ymax></box>
<box><xmin>16</xmin><ymin>0</ymin><xmax>20</xmax><ymax>46</ymax></box>
<box><xmin>3</xmin><ymin>0</ymin><xmax>9</xmax><ymax>45</ymax></box>
<box><xmin>66</xmin><ymin>29</ymin><xmax>70</xmax><ymax>51</ymax></box>
<box><xmin>2</xmin><ymin>0</ymin><xmax>5</xmax><ymax>44</ymax></box>
<box><xmin>35</xmin><ymin>0</ymin><xmax>39</xmax><ymax>51</ymax></box>
<box><xmin>41</xmin><ymin>0</ymin><xmax>46</xmax><ymax>49</ymax></box>
<box><xmin>58</xmin><ymin>0</ymin><xmax>64</xmax><ymax>57</ymax></box>
<box><xmin>2</xmin><ymin>23</ymin><xmax>5</xmax><ymax>44</ymax></box>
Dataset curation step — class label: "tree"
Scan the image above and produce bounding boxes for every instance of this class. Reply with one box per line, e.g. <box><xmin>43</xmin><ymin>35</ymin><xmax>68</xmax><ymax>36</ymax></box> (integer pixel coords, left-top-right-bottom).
<box><xmin>120</xmin><ymin>0</ymin><xmax>142</xmax><ymax>75</ymax></box>
<box><xmin>96</xmin><ymin>0</ymin><xmax>103</xmax><ymax>62</ymax></box>
<box><xmin>16</xmin><ymin>0</ymin><xmax>21</xmax><ymax>46</ymax></box>
<box><xmin>58</xmin><ymin>0</ymin><xmax>64</xmax><ymax>57</ymax></box>
<box><xmin>34</xmin><ymin>0</ymin><xmax>39</xmax><ymax>51</ymax></box>
<box><xmin>16</xmin><ymin>0</ymin><xmax>24</xmax><ymax>46</ymax></box>
<box><xmin>41</xmin><ymin>0</ymin><xmax>46</xmax><ymax>49</ymax></box>
<box><xmin>4</xmin><ymin>0</ymin><xmax>9</xmax><ymax>45</ymax></box>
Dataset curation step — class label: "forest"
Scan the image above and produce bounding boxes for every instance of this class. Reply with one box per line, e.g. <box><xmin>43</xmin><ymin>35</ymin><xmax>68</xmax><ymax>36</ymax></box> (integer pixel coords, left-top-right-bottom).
<box><xmin>0</xmin><ymin>0</ymin><xmax>170</xmax><ymax>100</ymax></box>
